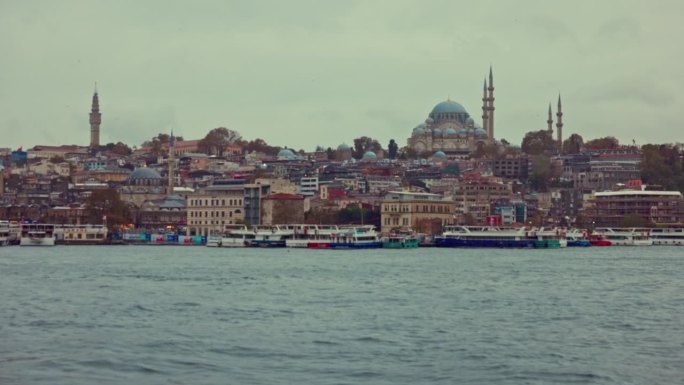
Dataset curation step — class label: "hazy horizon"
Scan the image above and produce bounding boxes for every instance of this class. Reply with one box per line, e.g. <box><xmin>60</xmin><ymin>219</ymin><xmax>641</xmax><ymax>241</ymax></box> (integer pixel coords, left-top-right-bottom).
<box><xmin>2</xmin><ymin>0</ymin><xmax>683</xmax><ymax>151</ymax></box>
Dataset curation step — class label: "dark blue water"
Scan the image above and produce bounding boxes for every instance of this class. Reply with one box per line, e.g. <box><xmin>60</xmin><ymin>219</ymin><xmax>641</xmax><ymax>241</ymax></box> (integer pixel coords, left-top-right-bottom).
<box><xmin>1</xmin><ymin>246</ymin><xmax>683</xmax><ymax>384</ymax></box>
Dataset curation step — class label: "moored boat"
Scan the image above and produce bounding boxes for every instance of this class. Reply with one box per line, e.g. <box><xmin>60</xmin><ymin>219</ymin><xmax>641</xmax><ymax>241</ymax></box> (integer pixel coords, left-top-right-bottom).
<box><xmin>20</xmin><ymin>224</ymin><xmax>56</xmax><ymax>246</ymax></box>
<box><xmin>382</xmin><ymin>235</ymin><xmax>420</xmax><ymax>248</ymax></box>
<box><xmin>435</xmin><ymin>226</ymin><xmax>536</xmax><ymax>248</ymax></box>
<box><xmin>650</xmin><ymin>227</ymin><xmax>684</xmax><ymax>246</ymax></box>
<box><xmin>533</xmin><ymin>227</ymin><xmax>567</xmax><ymax>248</ymax></box>
<box><xmin>593</xmin><ymin>228</ymin><xmax>652</xmax><ymax>246</ymax></box>
<box><xmin>251</xmin><ymin>225</ymin><xmax>294</xmax><ymax>247</ymax></box>
<box><xmin>54</xmin><ymin>224</ymin><xmax>108</xmax><ymax>245</ymax></box>
<box><xmin>566</xmin><ymin>229</ymin><xmax>592</xmax><ymax>247</ymax></box>
<box><xmin>329</xmin><ymin>225</ymin><xmax>382</xmax><ymax>249</ymax></box>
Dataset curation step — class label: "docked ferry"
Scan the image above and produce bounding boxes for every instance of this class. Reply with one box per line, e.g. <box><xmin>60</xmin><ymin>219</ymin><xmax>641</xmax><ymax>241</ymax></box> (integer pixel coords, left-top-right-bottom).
<box><xmin>251</xmin><ymin>225</ymin><xmax>294</xmax><ymax>247</ymax></box>
<box><xmin>435</xmin><ymin>226</ymin><xmax>536</xmax><ymax>248</ymax></box>
<box><xmin>327</xmin><ymin>225</ymin><xmax>382</xmax><ymax>249</ymax></box>
<box><xmin>20</xmin><ymin>224</ymin><xmax>56</xmax><ymax>246</ymax></box>
<box><xmin>565</xmin><ymin>229</ymin><xmax>592</xmax><ymax>247</ymax></box>
<box><xmin>592</xmin><ymin>228</ymin><xmax>653</xmax><ymax>246</ymax></box>
<box><xmin>649</xmin><ymin>227</ymin><xmax>684</xmax><ymax>246</ymax></box>
<box><xmin>207</xmin><ymin>225</ymin><xmax>256</xmax><ymax>247</ymax></box>
<box><xmin>54</xmin><ymin>224</ymin><xmax>108</xmax><ymax>245</ymax></box>
<box><xmin>533</xmin><ymin>227</ymin><xmax>567</xmax><ymax>248</ymax></box>
<box><xmin>0</xmin><ymin>221</ymin><xmax>20</xmax><ymax>246</ymax></box>
<box><xmin>286</xmin><ymin>224</ymin><xmax>340</xmax><ymax>248</ymax></box>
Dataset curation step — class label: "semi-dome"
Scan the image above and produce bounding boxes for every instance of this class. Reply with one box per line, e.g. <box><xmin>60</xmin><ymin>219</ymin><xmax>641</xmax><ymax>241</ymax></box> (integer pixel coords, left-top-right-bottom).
<box><xmin>466</xmin><ymin>117</ymin><xmax>475</xmax><ymax>125</ymax></box>
<box><xmin>425</xmin><ymin>117</ymin><xmax>434</xmax><ymax>124</ymax></box>
<box><xmin>362</xmin><ymin>151</ymin><xmax>377</xmax><ymax>160</ymax></box>
<box><xmin>445</xmin><ymin>128</ymin><xmax>457</xmax><ymax>136</ymax></box>
<box><xmin>431</xmin><ymin>100</ymin><xmax>467</xmax><ymax>114</ymax></box>
<box><xmin>475</xmin><ymin>127</ymin><xmax>488</xmax><ymax>138</ymax></box>
<box><xmin>128</xmin><ymin>168</ymin><xmax>162</xmax><ymax>180</ymax></box>
<box><xmin>412</xmin><ymin>126</ymin><xmax>425</xmax><ymax>135</ymax></box>
<box><xmin>458</xmin><ymin>128</ymin><xmax>467</xmax><ymax>138</ymax></box>
<box><xmin>433</xmin><ymin>128</ymin><xmax>442</xmax><ymax>136</ymax></box>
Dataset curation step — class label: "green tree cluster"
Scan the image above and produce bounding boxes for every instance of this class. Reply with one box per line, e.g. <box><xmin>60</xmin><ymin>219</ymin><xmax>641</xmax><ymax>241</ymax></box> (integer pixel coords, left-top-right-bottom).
<box><xmin>640</xmin><ymin>144</ymin><xmax>684</xmax><ymax>193</ymax></box>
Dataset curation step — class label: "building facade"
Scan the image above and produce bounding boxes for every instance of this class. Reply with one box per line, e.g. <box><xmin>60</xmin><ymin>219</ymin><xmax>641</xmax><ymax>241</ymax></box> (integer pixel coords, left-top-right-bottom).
<box><xmin>380</xmin><ymin>191</ymin><xmax>455</xmax><ymax>235</ymax></box>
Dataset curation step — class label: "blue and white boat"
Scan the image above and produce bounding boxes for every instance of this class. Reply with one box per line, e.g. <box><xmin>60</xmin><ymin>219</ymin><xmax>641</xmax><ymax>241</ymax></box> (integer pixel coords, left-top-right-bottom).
<box><xmin>329</xmin><ymin>225</ymin><xmax>382</xmax><ymax>249</ymax></box>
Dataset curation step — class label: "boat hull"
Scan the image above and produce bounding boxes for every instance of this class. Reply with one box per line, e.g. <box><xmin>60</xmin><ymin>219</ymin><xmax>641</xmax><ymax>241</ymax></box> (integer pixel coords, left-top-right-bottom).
<box><xmin>382</xmin><ymin>239</ymin><xmax>420</xmax><ymax>248</ymax></box>
<box><xmin>20</xmin><ymin>237</ymin><xmax>55</xmax><ymax>246</ymax></box>
<box><xmin>435</xmin><ymin>238</ymin><xmax>536</xmax><ymax>248</ymax></box>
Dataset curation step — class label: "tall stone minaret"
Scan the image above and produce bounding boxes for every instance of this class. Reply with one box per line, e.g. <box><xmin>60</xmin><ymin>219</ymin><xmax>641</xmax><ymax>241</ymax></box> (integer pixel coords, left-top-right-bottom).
<box><xmin>487</xmin><ymin>66</ymin><xmax>495</xmax><ymax>139</ymax></box>
<box><xmin>556</xmin><ymin>94</ymin><xmax>564</xmax><ymax>153</ymax></box>
<box><xmin>168</xmin><ymin>130</ymin><xmax>175</xmax><ymax>195</ymax></box>
<box><xmin>481</xmin><ymin>78</ymin><xmax>489</xmax><ymax>131</ymax></box>
<box><xmin>547</xmin><ymin>103</ymin><xmax>554</xmax><ymax>134</ymax></box>
<box><xmin>89</xmin><ymin>84</ymin><xmax>101</xmax><ymax>149</ymax></box>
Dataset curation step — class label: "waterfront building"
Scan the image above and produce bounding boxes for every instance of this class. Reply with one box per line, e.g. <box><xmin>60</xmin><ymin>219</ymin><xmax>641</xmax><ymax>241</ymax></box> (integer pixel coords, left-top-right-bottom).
<box><xmin>407</xmin><ymin>67</ymin><xmax>496</xmax><ymax>158</ymax></box>
<box><xmin>380</xmin><ymin>191</ymin><xmax>455</xmax><ymax>235</ymax></box>
<box><xmin>119</xmin><ymin>168</ymin><xmax>167</xmax><ymax>206</ymax></box>
<box><xmin>261</xmin><ymin>193</ymin><xmax>305</xmax><ymax>225</ymax></box>
<box><xmin>137</xmin><ymin>195</ymin><xmax>186</xmax><ymax>230</ymax></box>
<box><xmin>186</xmin><ymin>179</ymin><xmax>245</xmax><ymax>236</ymax></box>
<box><xmin>586</xmin><ymin>189</ymin><xmax>684</xmax><ymax>227</ymax></box>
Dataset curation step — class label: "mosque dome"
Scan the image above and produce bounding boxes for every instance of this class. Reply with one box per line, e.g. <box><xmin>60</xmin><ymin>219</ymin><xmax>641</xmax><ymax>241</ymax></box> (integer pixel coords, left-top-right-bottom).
<box><xmin>432</xmin><ymin>151</ymin><xmax>447</xmax><ymax>159</ymax></box>
<box><xmin>475</xmin><ymin>128</ymin><xmax>488</xmax><ymax>138</ymax></box>
<box><xmin>128</xmin><ymin>168</ymin><xmax>162</xmax><ymax>181</ymax></box>
<box><xmin>467</xmin><ymin>127</ymin><xmax>475</xmax><ymax>135</ymax></box>
<box><xmin>445</xmin><ymin>128</ymin><xmax>457</xmax><ymax>136</ymax></box>
<box><xmin>277</xmin><ymin>149</ymin><xmax>296</xmax><ymax>159</ymax></box>
<box><xmin>337</xmin><ymin>143</ymin><xmax>351</xmax><ymax>151</ymax></box>
<box><xmin>425</xmin><ymin>117</ymin><xmax>434</xmax><ymax>124</ymax></box>
<box><xmin>433</xmin><ymin>128</ymin><xmax>442</xmax><ymax>136</ymax></box>
<box><xmin>466</xmin><ymin>117</ymin><xmax>475</xmax><ymax>126</ymax></box>
<box><xmin>458</xmin><ymin>128</ymin><xmax>467</xmax><ymax>138</ymax></box>
<box><xmin>362</xmin><ymin>151</ymin><xmax>377</xmax><ymax>160</ymax></box>
<box><xmin>412</xmin><ymin>126</ymin><xmax>425</xmax><ymax>135</ymax></box>
<box><xmin>431</xmin><ymin>100</ymin><xmax>467</xmax><ymax>114</ymax></box>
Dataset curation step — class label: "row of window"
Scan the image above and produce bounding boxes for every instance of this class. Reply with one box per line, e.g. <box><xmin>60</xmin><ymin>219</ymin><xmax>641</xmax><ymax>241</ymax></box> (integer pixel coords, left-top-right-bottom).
<box><xmin>189</xmin><ymin>210</ymin><xmax>241</xmax><ymax>218</ymax></box>
<box><xmin>189</xmin><ymin>198</ymin><xmax>243</xmax><ymax>206</ymax></box>
<box><xmin>384</xmin><ymin>217</ymin><xmax>410</xmax><ymax>226</ymax></box>
<box><xmin>188</xmin><ymin>220</ymin><xmax>235</xmax><ymax>226</ymax></box>
<box><xmin>383</xmin><ymin>204</ymin><xmax>452</xmax><ymax>213</ymax></box>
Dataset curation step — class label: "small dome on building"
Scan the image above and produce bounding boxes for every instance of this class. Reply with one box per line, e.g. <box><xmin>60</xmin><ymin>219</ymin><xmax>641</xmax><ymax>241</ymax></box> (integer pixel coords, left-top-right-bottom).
<box><xmin>445</xmin><ymin>128</ymin><xmax>457</xmax><ymax>136</ymax></box>
<box><xmin>425</xmin><ymin>117</ymin><xmax>434</xmax><ymax>124</ymax></box>
<box><xmin>466</xmin><ymin>117</ymin><xmax>475</xmax><ymax>126</ymax></box>
<box><xmin>362</xmin><ymin>151</ymin><xmax>377</xmax><ymax>160</ymax></box>
<box><xmin>433</xmin><ymin>128</ymin><xmax>442</xmax><ymax>136</ymax></box>
<box><xmin>277</xmin><ymin>149</ymin><xmax>297</xmax><ymax>160</ymax></box>
<box><xmin>128</xmin><ymin>168</ymin><xmax>162</xmax><ymax>181</ymax></box>
<box><xmin>475</xmin><ymin>128</ymin><xmax>488</xmax><ymax>138</ymax></box>
<box><xmin>432</xmin><ymin>151</ymin><xmax>447</xmax><ymax>159</ymax></box>
<box><xmin>337</xmin><ymin>143</ymin><xmax>350</xmax><ymax>151</ymax></box>
<box><xmin>412</xmin><ymin>126</ymin><xmax>425</xmax><ymax>135</ymax></box>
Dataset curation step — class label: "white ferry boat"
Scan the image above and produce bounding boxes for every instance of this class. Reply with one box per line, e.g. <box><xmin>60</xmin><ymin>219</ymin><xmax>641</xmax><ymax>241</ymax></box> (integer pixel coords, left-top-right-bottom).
<box><xmin>592</xmin><ymin>228</ymin><xmax>653</xmax><ymax>246</ymax></box>
<box><xmin>207</xmin><ymin>225</ymin><xmax>256</xmax><ymax>247</ymax></box>
<box><xmin>20</xmin><ymin>224</ymin><xmax>56</xmax><ymax>246</ymax></box>
<box><xmin>285</xmin><ymin>224</ymin><xmax>340</xmax><ymax>248</ymax></box>
<box><xmin>0</xmin><ymin>221</ymin><xmax>20</xmax><ymax>246</ymax></box>
<box><xmin>251</xmin><ymin>225</ymin><xmax>295</xmax><ymax>247</ymax></box>
<box><xmin>328</xmin><ymin>225</ymin><xmax>382</xmax><ymax>249</ymax></box>
<box><xmin>649</xmin><ymin>227</ymin><xmax>684</xmax><ymax>246</ymax></box>
<box><xmin>435</xmin><ymin>226</ymin><xmax>536</xmax><ymax>248</ymax></box>
<box><xmin>54</xmin><ymin>224</ymin><xmax>108</xmax><ymax>245</ymax></box>
<box><xmin>565</xmin><ymin>229</ymin><xmax>592</xmax><ymax>247</ymax></box>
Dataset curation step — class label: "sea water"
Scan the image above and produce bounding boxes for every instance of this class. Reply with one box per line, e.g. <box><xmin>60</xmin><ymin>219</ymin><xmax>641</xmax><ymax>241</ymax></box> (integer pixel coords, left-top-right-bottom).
<box><xmin>1</xmin><ymin>246</ymin><xmax>683</xmax><ymax>384</ymax></box>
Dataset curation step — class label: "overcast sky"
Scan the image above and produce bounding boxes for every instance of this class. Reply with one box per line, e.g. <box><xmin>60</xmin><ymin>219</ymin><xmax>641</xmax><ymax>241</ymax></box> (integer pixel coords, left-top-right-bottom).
<box><xmin>1</xmin><ymin>0</ymin><xmax>682</xmax><ymax>151</ymax></box>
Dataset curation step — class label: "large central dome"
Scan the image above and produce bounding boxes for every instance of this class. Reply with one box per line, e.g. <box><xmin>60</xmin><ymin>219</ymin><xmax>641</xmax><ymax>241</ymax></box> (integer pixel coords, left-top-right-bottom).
<box><xmin>431</xmin><ymin>100</ymin><xmax>467</xmax><ymax>114</ymax></box>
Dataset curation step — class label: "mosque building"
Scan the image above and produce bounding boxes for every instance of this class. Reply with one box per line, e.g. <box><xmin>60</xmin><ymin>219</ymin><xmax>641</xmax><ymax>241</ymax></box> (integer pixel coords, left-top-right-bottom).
<box><xmin>407</xmin><ymin>67</ymin><xmax>497</xmax><ymax>158</ymax></box>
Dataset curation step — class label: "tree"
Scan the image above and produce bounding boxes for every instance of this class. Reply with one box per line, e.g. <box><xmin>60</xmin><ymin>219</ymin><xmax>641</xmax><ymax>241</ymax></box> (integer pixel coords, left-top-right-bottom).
<box><xmin>198</xmin><ymin>127</ymin><xmax>242</xmax><ymax>157</ymax></box>
<box><xmin>388</xmin><ymin>139</ymin><xmax>399</xmax><ymax>159</ymax></box>
<box><xmin>242</xmin><ymin>138</ymin><xmax>280</xmax><ymax>156</ymax></box>
<box><xmin>326</xmin><ymin>147</ymin><xmax>334</xmax><ymax>160</ymax></box>
<box><xmin>442</xmin><ymin>163</ymin><xmax>460</xmax><ymax>177</ymax></box>
<box><xmin>528</xmin><ymin>155</ymin><xmax>561</xmax><ymax>192</ymax></box>
<box><xmin>49</xmin><ymin>155</ymin><xmax>65</xmax><ymax>164</ymax></box>
<box><xmin>104</xmin><ymin>142</ymin><xmax>133</xmax><ymax>156</ymax></box>
<box><xmin>584</xmin><ymin>136</ymin><xmax>619</xmax><ymax>150</ymax></box>
<box><xmin>352</xmin><ymin>136</ymin><xmax>382</xmax><ymax>159</ymax></box>
<box><xmin>641</xmin><ymin>144</ymin><xmax>684</xmax><ymax>192</ymax></box>
<box><xmin>85</xmin><ymin>188</ymin><xmax>131</xmax><ymax>230</ymax></box>
<box><xmin>521</xmin><ymin>130</ymin><xmax>557</xmax><ymax>155</ymax></box>
<box><xmin>562</xmin><ymin>133</ymin><xmax>584</xmax><ymax>154</ymax></box>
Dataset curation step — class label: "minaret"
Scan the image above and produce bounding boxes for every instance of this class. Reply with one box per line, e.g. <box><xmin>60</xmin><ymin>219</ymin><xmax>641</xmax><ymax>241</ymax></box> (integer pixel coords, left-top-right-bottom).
<box><xmin>89</xmin><ymin>84</ymin><xmax>101</xmax><ymax>149</ymax></box>
<box><xmin>556</xmin><ymin>94</ymin><xmax>564</xmax><ymax>153</ymax></box>
<box><xmin>547</xmin><ymin>103</ymin><xmax>554</xmax><ymax>134</ymax></box>
<box><xmin>168</xmin><ymin>130</ymin><xmax>175</xmax><ymax>194</ymax></box>
<box><xmin>487</xmin><ymin>66</ymin><xmax>495</xmax><ymax>139</ymax></box>
<box><xmin>481</xmin><ymin>78</ymin><xmax>489</xmax><ymax>131</ymax></box>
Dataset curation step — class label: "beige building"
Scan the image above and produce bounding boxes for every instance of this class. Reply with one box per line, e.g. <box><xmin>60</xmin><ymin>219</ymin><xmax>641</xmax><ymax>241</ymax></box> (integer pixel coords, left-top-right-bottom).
<box><xmin>186</xmin><ymin>184</ymin><xmax>245</xmax><ymax>236</ymax></box>
<box><xmin>451</xmin><ymin>175</ymin><xmax>514</xmax><ymax>224</ymax></box>
<box><xmin>261</xmin><ymin>193</ymin><xmax>305</xmax><ymax>225</ymax></box>
<box><xmin>380</xmin><ymin>191</ymin><xmax>455</xmax><ymax>235</ymax></box>
<box><xmin>586</xmin><ymin>190</ymin><xmax>684</xmax><ymax>227</ymax></box>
